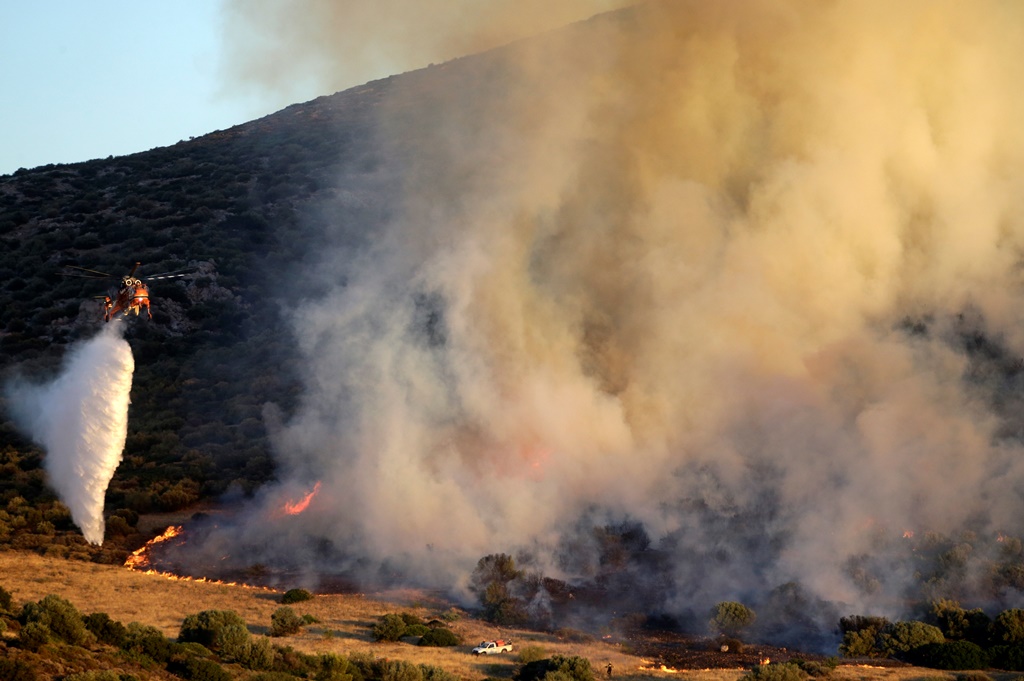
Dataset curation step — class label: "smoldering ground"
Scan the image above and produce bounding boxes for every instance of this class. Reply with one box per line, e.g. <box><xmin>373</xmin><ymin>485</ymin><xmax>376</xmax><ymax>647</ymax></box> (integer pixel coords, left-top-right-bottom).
<box><xmin>173</xmin><ymin>0</ymin><xmax>1024</xmax><ymax>646</ymax></box>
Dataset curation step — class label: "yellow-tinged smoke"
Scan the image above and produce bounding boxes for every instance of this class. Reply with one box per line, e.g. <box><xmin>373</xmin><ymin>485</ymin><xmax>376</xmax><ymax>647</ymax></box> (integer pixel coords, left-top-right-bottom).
<box><xmin>219</xmin><ymin>0</ymin><xmax>1024</xmax><ymax>624</ymax></box>
<box><xmin>220</xmin><ymin>0</ymin><xmax>633</xmax><ymax>106</ymax></box>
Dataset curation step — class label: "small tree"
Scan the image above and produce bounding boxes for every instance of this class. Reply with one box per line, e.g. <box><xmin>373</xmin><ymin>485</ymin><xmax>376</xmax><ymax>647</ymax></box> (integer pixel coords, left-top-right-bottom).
<box><xmin>993</xmin><ymin>609</ymin><xmax>1024</xmax><ymax>644</ymax></box>
<box><xmin>471</xmin><ymin>554</ymin><xmax>528</xmax><ymax>625</ymax></box>
<box><xmin>838</xmin><ymin>616</ymin><xmax>890</xmax><ymax>658</ymax></box>
<box><xmin>709</xmin><ymin>602</ymin><xmax>757</xmax><ymax>638</ymax></box>
<box><xmin>929</xmin><ymin>599</ymin><xmax>991</xmax><ymax>645</ymax></box>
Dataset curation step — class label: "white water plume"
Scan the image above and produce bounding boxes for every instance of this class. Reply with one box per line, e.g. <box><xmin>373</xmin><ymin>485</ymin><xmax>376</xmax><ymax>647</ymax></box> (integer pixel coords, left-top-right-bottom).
<box><xmin>7</xmin><ymin>323</ymin><xmax>134</xmax><ymax>544</ymax></box>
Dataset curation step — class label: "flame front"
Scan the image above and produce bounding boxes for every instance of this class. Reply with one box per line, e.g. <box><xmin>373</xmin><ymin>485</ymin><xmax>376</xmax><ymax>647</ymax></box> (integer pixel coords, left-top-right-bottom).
<box><xmin>283</xmin><ymin>481</ymin><xmax>321</xmax><ymax>515</ymax></box>
<box><xmin>124</xmin><ymin>525</ymin><xmax>183</xmax><ymax>570</ymax></box>
<box><xmin>123</xmin><ymin>523</ymin><xmax>276</xmax><ymax>592</ymax></box>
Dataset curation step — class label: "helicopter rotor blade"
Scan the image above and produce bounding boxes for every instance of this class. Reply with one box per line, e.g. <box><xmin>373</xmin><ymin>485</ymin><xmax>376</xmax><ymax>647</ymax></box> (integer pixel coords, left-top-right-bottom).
<box><xmin>145</xmin><ymin>270</ymin><xmax>194</xmax><ymax>281</ymax></box>
<box><xmin>61</xmin><ymin>265</ymin><xmax>114</xmax><ymax>278</ymax></box>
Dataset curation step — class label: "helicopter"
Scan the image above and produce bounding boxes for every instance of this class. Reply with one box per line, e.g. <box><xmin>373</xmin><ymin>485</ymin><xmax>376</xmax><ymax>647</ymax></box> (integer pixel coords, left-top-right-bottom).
<box><xmin>61</xmin><ymin>261</ymin><xmax>191</xmax><ymax>322</ymax></box>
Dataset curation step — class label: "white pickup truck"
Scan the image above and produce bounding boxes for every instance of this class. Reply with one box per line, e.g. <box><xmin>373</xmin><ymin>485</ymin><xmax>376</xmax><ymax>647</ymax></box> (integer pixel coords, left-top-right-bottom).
<box><xmin>472</xmin><ymin>639</ymin><xmax>514</xmax><ymax>655</ymax></box>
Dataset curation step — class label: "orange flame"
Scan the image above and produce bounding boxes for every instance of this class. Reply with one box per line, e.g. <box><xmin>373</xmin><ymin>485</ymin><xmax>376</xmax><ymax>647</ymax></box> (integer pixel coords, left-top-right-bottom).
<box><xmin>123</xmin><ymin>524</ymin><xmax>277</xmax><ymax>592</ymax></box>
<box><xmin>283</xmin><ymin>481</ymin><xmax>322</xmax><ymax>515</ymax></box>
<box><xmin>124</xmin><ymin>525</ymin><xmax>183</xmax><ymax>570</ymax></box>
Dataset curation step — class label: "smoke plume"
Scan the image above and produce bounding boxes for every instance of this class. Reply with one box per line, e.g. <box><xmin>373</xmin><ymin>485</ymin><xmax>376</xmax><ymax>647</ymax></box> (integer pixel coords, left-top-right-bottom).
<box><xmin>196</xmin><ymin>0</ymin><xmax>1024</xmax><ymax>640</ymax></box>
<box><xmin>219</xmin><ymin>0</ymin><xmax>632</xmax><ymax>106</ymax></box>
<box><xmin>7</xmin><ymin>324</ymin><xmax>134</xmax><ymax>544</ymax></box>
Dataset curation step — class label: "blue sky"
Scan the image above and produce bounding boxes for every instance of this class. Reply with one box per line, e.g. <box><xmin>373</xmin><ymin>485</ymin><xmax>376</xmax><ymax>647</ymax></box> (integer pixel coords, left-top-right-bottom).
<box><xmin>0</xmin><ymin>2</ymin><xmax>285</xmax><ymax>176</ymax></box>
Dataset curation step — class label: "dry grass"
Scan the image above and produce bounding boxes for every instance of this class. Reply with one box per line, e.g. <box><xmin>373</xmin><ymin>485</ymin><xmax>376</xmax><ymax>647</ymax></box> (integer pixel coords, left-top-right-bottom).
<box><xmin>0</xmin><ymin>549</ymin><xmax>1012</xmax><ymax>681</ymax></box>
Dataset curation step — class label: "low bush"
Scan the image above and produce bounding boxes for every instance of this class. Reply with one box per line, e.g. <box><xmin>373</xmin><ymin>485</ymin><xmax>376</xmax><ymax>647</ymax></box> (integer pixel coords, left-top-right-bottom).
<box><xmin>405</xmin><ymin>623</ymin><xmax>431</xmax><ymax>637</ymax></box>
<box><xmin>64</xmin><ymin>672</ymin><xmax>123</xmax><ymax>681</ymax></box>
<box><xmin>18</xmin><ymin>621</ymin><xmax>50</xmax><ymax>651</ymax></box>
<box><xmin>84</xmin><ymin>612</ymin><xmax>128</xmax><ymax>647</ymax></box>
<box><xmin>418</xmin><ymin>627</ymin><xmax>460</xmax><ymax>647</ymax></box>
<box><xmin>988</xmin><ymin>643</ymin><xmax>1024</xmax><ymax>671</ymax></box>
<box><xmin>518</xmin><ymin>645</ymin><xmax>547</xmax><ymax>664</ymax></box>
<box><xmin>517</xmin><ymin>655</ymin><xmax>595</xmax><ymax>681</ymax></box>
<box><xmin>907</xmin><ymin>641</ymin><xmax>989</xmax><ymax>670</ymax></box>
<box><xmin>123</xmin><ymin>622</ymin><xmax>175</xmax><ymax>664</ymax></box>
<box><xmin>0</xmin><ymin>657</ymin><xmax>40</xmax><ymax>681</ymax></box>
<box><xmin>168</xmin><ymin>656</ymin><xmax>231</xmax><ymax>681</ymax></box>
<box><xmin>178</xmin><ymin>609</ymin><xmax>251</xmax><ymax>657</ymax></box>
<box><xmin>739</xmin><ymin>662</ymin><xmax>808</xmax><ymax>681</ymax></box>
<box><xmin>791</xmin><ymin>657</ymin><xmax>838</xmax><ymax>677</ymax></box>
<box><xmin>373</xmin><ymin>613</ymin><xmax>407</xmax><ymax>642</ymax></box>
<box><xmin>20</xmin><ymin>594</ymin><xmax>92</xmax><ymax>646</ymax></box>
<box><xmin>281</xmin><ymin>588</ymin><xmax>314</xmax><ymax>604</ymax></box>
<box><xmin>270</xmin><ymin>606</ymin><xmax>304</xmax><ymax>637</ymax></box>
<box><xmin>420</xmin><ymin>664</ymin><xmax>459</xmax><ymax>681</ymax></box>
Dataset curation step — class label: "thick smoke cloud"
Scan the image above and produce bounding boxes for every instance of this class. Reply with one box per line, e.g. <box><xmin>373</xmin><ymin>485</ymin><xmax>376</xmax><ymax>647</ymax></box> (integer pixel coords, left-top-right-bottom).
<box><xmin>219</xmin><ymin>0</ymin><xmax>632</xmax><ymax>107</ymax></box>
<box><xmin>6</xmin><ymin>324</ymin><xmax>134</xmax><ymax>544</ymax></box>
<box><xmin>205</xmin><ymin>0</ymin><xmax>1024</xmax><ymax>636</ymax></box>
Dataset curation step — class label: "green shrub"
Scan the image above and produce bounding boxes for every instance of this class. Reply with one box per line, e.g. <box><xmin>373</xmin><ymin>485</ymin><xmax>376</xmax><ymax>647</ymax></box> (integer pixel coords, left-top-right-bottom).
<box><xmin>789</xmin><ymin>658</ymin><xmax>837</xmax><ymax>677</ymax></box>
<box><xmin>382</xmin><ymin>659</ymin><xmax>423</xmax><ymax>681</ymax></box>
<box><xmin>18</xmin><ymin>621</ymin><xmax>50</xmax><ymax>651</ymax></box>
<box><xmin>64</xmin><ymin>672</ymin><xmax>123</xmax><ymax>681</ymax></box>
<box><xmin>0</xmin><ymin>658</ymin><xmax>40</xmax><ymax>681</ymax></box>
<box><xmin>178</xmin><ymin>609</ymin><xmax>251</xmax><ymax>654</ymax></box>
<box><xmin>993</xmin><ymin>609</ymin><xmax>1024</xmax><ymax>644</ymax></box>
<box><xmin>373</xmin><ymin>613</ymin><xmax>408</xmax><ymax>642</ymax></box>
<box><xmin>709</xmin><ymin>602</ymin><xmax>757</xmax><ymax>638</ymax></box>
<box><xmin>168</xmin><ymin>656</ymin><xmax>231</xmax><ymax>681</ymax></box>
<box><xmin>270</xmin><ymin>606</ymin><xmax>304</xmax><ymax>637</ymax></box>
<box><xmin>518</xmin><ymin>645</ymin><xmax>547</xmax><ymax>664</ymax></box>
<box><xmin>84</xmin><ymin>612</ymin><xmax>128</xmax><ymax>647</ymax></box>
<box><xmin>317</xmin><ymin>652</ymin><xmax>355</xmax><ymax>681</ymax></box>
<box><xmin>876</xmin><ymin>621</ymin><xmax>945</xmax><ymax>658</ymax></box>
<box><xmin>929</xmin><ymin>599</ymin><xmax>991</xmax><ymax>645</ymax></box>
<box><xmin>419</xmin><ymin>664</ymin><xmax>459</xmax><ymax>681</ymax></box>
<box><xmin>405</xmin><ymin>623</ymin><xmax>431</xmax><ymax>637</ymax></box>
<box><xmin>517</xmin><ymin>655</ymin><xmax>595</xmax><ymax>681</ymax></box>
<box><xmin>281</xmin><ymin>588</ymin><xmax>314</xmax><ymax>604</ymax></box>
<box><xmin>418</xmin><ymin>627</ymin><xmax>460</xmax><ymax>647</ymax></box>
<box><xmin>988</xmin><ymin>643</ymin><xmax>1024</xmax><ymax>671</ymax></box>
<box><xmin>239</xmin><ymin>635</ymin><xmax>276</xmax><ymax>670</ymax></box>
<box><xmin>20</xmin><ymin>594</ymin><xmax>92</xmax><ymax>645</ymax></box>
<box><xmin>739</xmin><ymin>662</ymin><xmax>808</xmax><ymax>681</ymax></box>
<box><xmin>0</xmin><ymin>584</ymin><xmax>13</xmax><ymax>612</ymax></box>
<box><xmin>400</xmin><ymin>612</ymin><xmax>424</xmax><ymax>626</ymax></box>
<box><xmin>906</xmin><ymin>641</ymin><xmax>989</xmax><ymax>670</ymax></box>
<box><xmin>123</xmin><ymin>622</ymin><xmax>175</xmax><ymax>663</ymax></box>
